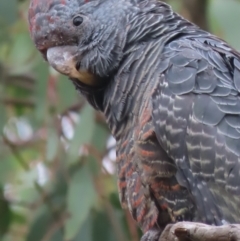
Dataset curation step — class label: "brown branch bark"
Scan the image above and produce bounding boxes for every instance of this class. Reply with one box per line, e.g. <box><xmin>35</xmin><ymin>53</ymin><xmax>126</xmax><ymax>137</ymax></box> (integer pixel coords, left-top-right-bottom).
<box><xmin>181</xmin><ymin>0</ymin><xmax>209</xmax><ymax>31</ymax></box>
<box><xmin>159</xmin><ymin>222</ymin><xmax>240</xmax><ymax>241</ymax></box>
<box><xmin>162</xmin><ymin>0</ymin><xmax>209</xmax><ymax>31</ymax></box>
<box><xmin>1</xmin><ymin>97</ymin><xmax>35</xmax><ymax>108</ymax></box>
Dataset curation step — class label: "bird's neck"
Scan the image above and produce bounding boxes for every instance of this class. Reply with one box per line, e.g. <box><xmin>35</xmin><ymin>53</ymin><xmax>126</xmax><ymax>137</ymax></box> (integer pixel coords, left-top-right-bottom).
<box><xmin>74</xmin><ymin>1</ymin><xmax>201</xmax><ymax>139</ymax></box>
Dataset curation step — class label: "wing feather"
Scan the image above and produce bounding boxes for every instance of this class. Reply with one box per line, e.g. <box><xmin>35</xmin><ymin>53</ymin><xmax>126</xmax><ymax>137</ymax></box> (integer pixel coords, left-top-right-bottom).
<box><xmin>152</xmin><ymin>38</ymin><xmax>240</xmax><ymax>224</ymax></box>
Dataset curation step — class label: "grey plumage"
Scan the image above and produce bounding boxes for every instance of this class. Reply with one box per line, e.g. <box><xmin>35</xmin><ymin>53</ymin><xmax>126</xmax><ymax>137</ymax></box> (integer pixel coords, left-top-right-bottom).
<box><xmin>152</xmin><ymin>37</ymin><xmax>240</xmax><ymax>224</ymax></box>
<box><xmin>28</xmin><ymin>0</ymin><xmax>240</xmax><ymax>240</ymax></box>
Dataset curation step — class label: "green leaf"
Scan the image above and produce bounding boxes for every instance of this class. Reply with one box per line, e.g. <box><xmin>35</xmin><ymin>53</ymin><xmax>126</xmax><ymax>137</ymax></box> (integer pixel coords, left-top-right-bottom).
<box><xmin>0</xmin><ymin>152</ymin><xmax>20</xmax><ymax>184</ymax></box>
<box><xmin>46</xmin><ymin>126</ymin><xmax>59</xmax><ymax>162</ymax></box>
<box><xmin>209</xmin><ymin>0</ymin><xmax>240</xmax><ymax>50</ymax></box>
<box><xmin>26</xmin><ymin>207</ymin><xmax>64</xmax><ymax>241</ymax></box>
<box><xmin>8</xmin><ymin>33</ymin><xmax>36</xmax><ymax>73</ymax></box>
<box><xmin>91</xmin><ymin>124</ymin><xmax>109</xmax><ymax>152</ymax></box>
<box><xmin>68</xmin><ymin>104</ymin><xmax>95</xmax><ymax>165</ymax></box>
<box><xmin>0</xmin><ymin>65</ymin><xmax>6</xmax><ymax>134</ymax></box>
<box><xmin>0</xmin><ymin>0</ymin><xmax>17</xmax><ymax>26</ymax></box>
<box><xmin>57</xmin><ymin>75</ymin><xmax>79</xmax><ymax>112</ymax></box>
<box><xmin>0</xmin><ymin>187</ymin><xmax>11</xmax><ymax>238</ymax></box>
<box><xmin>65</xmin><ymin>166</ymin><xmax>96</xmax><ymax>240</ymax></box>
<box><xmin>0</xmin><ymin>102</ymin><xmax>6</xmax><ymax>135</ymax></box>
<box><xmin>10</xmin><ymin>211</ymin><xmax>26</xmax><ymax>224</ymax></box>
<box><xmin>73</xmin><ymin>215</ymin><xmax>92</xmax><ymax>241</ymax></box>
<box><xmin>34</xmin><ymin>59</ymin><xmax>49</xmax><ymax>123</ymax></box>
<box><xmin>92</xmin><ymin>211</ymin><xmax>115</xmax><ymax>241</ymax></box>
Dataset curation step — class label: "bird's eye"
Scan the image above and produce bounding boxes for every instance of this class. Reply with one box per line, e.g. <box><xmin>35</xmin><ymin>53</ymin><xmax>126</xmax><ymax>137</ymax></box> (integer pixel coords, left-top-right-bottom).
<box><xmin>73</xmin><ymin>16</ymin><xmax>83</xmax><ymax>26</ymax></box>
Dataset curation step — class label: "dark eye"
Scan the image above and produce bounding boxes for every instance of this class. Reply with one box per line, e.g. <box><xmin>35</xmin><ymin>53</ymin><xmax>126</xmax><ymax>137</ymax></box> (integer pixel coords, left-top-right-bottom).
<box><xmin>73</xmin><ymin>16</ymin><xmax>83</xmax><ymax>26</ymax></box>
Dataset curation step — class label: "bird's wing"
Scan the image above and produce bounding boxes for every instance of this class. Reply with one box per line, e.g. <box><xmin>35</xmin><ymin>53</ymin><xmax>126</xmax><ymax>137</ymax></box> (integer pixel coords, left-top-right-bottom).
<box><xmin>151</xmin><ymin>37</ymin><xmax>240</xmax><ymax>225</ymax></box>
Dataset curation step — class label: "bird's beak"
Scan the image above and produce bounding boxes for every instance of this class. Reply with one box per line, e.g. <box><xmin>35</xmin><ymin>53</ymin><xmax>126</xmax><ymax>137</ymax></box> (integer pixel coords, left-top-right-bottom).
<box><xmin>47</xmin><ymin>46</ymin><xmax>98</xmax><ymax>86</ymax></box>
<box><xmin>47</xmin><ymin>46</ymin><xmax>80</xmax><ymax>78</ymax></box>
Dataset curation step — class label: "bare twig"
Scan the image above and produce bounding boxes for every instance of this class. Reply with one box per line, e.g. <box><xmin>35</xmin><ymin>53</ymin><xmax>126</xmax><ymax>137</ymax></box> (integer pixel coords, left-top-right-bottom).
<box><xmin>61</xmin><ymin>101</ymin><xmax>84</xmax><ymax>116</ymax></box>
<box><xmin>1</xmin><ymin>97</ymin><xmax>35</xmax><ymax>108</ymax></box>
<box><xmin>125</xmin><ymin>210</ymin><xmax>139</xmax><ymax>241</ymax></box>
<box><xmin>5</xmin><ymin>75</ymin><xmax>35</xmax><ymax>91</ymax></box>
<box><xmin>0</xmin><ymin>127</ymin><xmax>47</xmax><ymax>148</ymax></box>
<box><xmin>104</xmin><ymin>200</ymin><xmax>128</xmax><ymax>241</ymax></box>
<box><xmin>42</xmin><ymin>212</ymin><xmax>69</xmax><ymax>241</ymax></box>
<box><xmin>3</xmin><ymin>136</ymin><xmax>30</xmax><ymax>171</ymax></box>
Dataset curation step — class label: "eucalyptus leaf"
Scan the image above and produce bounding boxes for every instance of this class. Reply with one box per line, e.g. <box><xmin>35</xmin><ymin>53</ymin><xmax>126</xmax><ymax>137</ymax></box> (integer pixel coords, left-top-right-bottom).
<box><xmin>0</xmin><ymin>187</ymin><xmax>11</xmax><ymax>238</ymax></box>
<box><xmin>65</xmin><ymin>165</ymin><xmax>97</xmax><ymax>240</ymax></box>
<box><xmin>46</xmin><ymin>126</ymin><xmax>59</xmax><ymax>162</ymax></box>
<box><xmin>209</xmin><ymin>0</ymin><xmax>240</xmax><ymax>50</ymax></box>
<box><xmin>26</xmin><ymin>207</ymin><xmax>64</xmax><ymax>241</ymax></box>
<box><xmin>0</xmin><ymin>0</ymin><xmax>17</xmax><ymax>26</ymax></box>
<box><xmin>68</xmin><ymin>104</ymin><xmax>95</xmax><ymax>165</ymax></box>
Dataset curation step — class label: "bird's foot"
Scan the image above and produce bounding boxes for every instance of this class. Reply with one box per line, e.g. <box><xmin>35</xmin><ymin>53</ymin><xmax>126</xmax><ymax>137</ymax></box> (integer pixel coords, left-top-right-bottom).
<box><xmin>140</xmin><ymin>229</ymin><xmax>161</xmax><ymax>241</ymax></box>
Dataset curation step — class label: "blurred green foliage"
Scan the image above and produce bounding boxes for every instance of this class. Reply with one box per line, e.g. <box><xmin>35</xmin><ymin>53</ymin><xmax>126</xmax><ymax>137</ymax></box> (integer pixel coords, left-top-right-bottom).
<box><xmin>0</xmin><ymin>0</ymin><xmax>240</xmax><ymax>241</ymax></box>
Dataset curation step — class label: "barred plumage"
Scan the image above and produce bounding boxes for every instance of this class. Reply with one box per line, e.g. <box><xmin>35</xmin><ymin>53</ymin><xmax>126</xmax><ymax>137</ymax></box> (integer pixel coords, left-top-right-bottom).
<box><xmin>28</xmin><ymin>0</ymin><xmax>240</xmax><ymax>240</ymax></box>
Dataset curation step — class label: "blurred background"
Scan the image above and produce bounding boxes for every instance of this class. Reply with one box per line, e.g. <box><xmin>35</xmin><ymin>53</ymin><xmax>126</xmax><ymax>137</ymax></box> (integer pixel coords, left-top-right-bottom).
<box><xmin>0</xmin><ymin>0</ymin><xmax>240</xmax><ymax>240</ymax></box>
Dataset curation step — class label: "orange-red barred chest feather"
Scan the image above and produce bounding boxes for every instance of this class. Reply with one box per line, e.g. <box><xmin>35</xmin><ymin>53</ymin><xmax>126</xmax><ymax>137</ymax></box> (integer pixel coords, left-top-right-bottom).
<box><xmin>116</xmin><ymin>99</ymin><xmax>195</xmax><ymax>233</ymax></box>
<box><xmin>116</xmin><ymin>100</ymin><xmax>160</xmax><ymax>232</ymax></box>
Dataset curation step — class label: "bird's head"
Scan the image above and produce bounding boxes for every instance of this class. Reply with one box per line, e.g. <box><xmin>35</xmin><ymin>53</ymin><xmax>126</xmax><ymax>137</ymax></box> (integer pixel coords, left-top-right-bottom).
<box><xmin>28</xmin><ymin>0</ymin><xmax>134</xmax><ymax>86</ymax></box>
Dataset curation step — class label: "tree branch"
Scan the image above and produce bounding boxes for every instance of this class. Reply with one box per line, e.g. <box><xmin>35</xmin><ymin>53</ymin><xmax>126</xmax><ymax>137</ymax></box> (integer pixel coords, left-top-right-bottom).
<box><xmin>159</xmin><ymin>222</ymin><xmax>240</xmax><ymax>241</ymax></box>
<box><xmin>162</xmin><ymin>0</ymin><xmax>209</xmax><ymax>31</ymax></box>
<box><xmin>181</xmin><ymin>0</ymin><xmax>209</xmax><ymax>31</ymax></box>
<box><xmin>1</xmin><ymin>97</ymin><xmax>35</xmax><ymax>108</ymax></box>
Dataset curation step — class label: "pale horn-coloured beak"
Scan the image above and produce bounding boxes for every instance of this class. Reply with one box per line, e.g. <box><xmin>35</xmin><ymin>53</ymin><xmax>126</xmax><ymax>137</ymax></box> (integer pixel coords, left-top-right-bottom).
<box><xmin>47</xmin><ymin>46</ymin><xmax>98</xmax><ymax>86</ymax></box>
